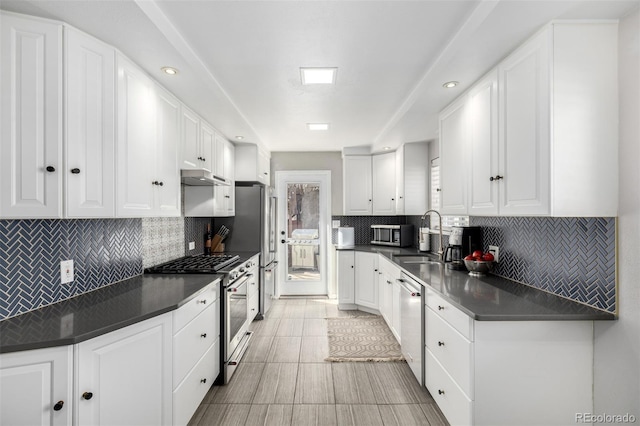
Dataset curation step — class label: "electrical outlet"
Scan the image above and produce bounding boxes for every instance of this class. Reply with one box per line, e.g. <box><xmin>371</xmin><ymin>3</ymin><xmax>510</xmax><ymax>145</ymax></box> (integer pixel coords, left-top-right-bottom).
<box><xmin>488</xmin><ymin>245</ymin><xmax>500</xmax><ymax>263</ymax></box>
<box><xmin>188</xmin><ymin>241</ymin><xmax>195</xmax><ymax>251</ymax></box>
<box><xmin>60</xmin><ymin>260</ymin><xmax>74</xmax><ymax>284</ymax></box>
<box><xmin>332</xmin><ymin>220</ymin><xmax>340</xmax><ymax>229</ymax></box>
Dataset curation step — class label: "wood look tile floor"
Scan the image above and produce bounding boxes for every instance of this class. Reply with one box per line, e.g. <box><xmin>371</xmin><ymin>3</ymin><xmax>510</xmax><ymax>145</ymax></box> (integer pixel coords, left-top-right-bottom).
<box><xmin>190</xmin><ymin>298</ymin><xmax>449</xmax><ymax>426</ymax></box>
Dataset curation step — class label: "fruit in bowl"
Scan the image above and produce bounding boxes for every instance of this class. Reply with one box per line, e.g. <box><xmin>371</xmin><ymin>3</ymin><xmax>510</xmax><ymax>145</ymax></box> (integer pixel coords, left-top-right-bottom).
<box><xmin>463</xmin><ymin>251</ymin><xmax>495</xmax><ymax>276</ymax></box>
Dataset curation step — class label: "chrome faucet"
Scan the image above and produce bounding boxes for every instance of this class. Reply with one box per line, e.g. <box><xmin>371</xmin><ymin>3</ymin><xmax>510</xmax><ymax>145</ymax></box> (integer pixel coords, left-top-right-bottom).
<box><xmin>421</xmin><ymin>210</ymin><xmax>444</xmax><ymax>262</ymax></box>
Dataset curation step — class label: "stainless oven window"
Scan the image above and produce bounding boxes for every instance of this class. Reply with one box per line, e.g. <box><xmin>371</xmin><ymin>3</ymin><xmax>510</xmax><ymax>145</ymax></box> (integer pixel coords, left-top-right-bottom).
<box><xmin>227</xmin><ymin>278</ymin><xmax>248</xmax><ymax>348</ymax></box>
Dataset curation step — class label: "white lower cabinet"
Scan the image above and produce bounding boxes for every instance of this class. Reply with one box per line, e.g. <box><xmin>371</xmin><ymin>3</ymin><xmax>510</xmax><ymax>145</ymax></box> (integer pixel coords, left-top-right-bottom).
<box><xmin>0</xmin><ymin>346</ymin><xmax>73</xmax><ymax>426</ymax></box>
<box><xmin>354</xmin><ymin>252</ymin><xmax>378</xmax><ymax>310</ymax></box>
<box><xmin>424</xmin><ymin>288</ymin><xmax>594</xmax><ymax>426</ymax></box>
<box><xmin>378</xmin><ymin>255</ymin><xmax>402</xmax><ymax>342</ymax></box>
<box><xmin>75</xmin><ymin>313</ymin><xmax>173</xmax><ymax>426</ymax></box>
<box><xmin>337</xmin><ymin>250</ymin><xmax>356</xmax><ymax>308</ymax></box>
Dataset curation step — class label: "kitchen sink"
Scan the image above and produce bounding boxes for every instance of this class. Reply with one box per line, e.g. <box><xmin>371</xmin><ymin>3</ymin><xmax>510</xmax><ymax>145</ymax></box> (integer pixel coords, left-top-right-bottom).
<box><xmin>393</xmin><ymin>254</ymin><xmax>441</xmax><ymax>265</ymax></box>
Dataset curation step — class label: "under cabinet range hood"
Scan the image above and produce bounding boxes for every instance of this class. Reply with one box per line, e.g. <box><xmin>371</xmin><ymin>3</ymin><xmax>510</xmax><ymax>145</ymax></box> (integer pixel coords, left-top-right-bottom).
<box><xmin>181</xmin><ymin>170</ymin><xmax>231</xmax><ymax>186</ymax></box>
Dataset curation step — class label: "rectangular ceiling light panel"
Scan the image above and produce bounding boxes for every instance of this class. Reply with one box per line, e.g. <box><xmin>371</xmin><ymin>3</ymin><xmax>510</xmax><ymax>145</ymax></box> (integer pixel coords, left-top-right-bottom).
<box><xmin>307</xmin><ymin>123</ymin><xmax>330</xmax><ymax>131</ymax></box>
<box><xmin>300</xmin><ymin>67</ymin><xmax>337</xmax><ymax>85</ymax></box>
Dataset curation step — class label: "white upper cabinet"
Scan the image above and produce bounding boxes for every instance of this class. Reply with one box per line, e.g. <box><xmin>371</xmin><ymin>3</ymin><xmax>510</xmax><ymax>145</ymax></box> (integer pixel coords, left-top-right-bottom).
<box><xmin>497</xmin><ymin>28</ymin><xmax>551</xmax><ymax>216</ymax></box>
<box><xmin>372</xmin><ymin>152</ymin><xmax>396</xmax><ymax>215</ymax></box>
<box><xmin>154</xmin><ymin>86</ymin><xmax>182</xmax><ymax>216</ymax></box>
<box><xmin>199</xmin><ymin>121</ymin><xmax>215</xmax><ymax>174</ymax></box>
<box><xmin>443</xmin><ymin>21</ymin><xmax>618</xmax><ymax>217</ymax></box>
<box><xmin>343</xmin><ymin>155</ymin><xmax>373</xmax><ymax>215</ymax></box>
<box><xmin>180</xmin><ymin>106</ymin><xmax>201</xmax><ymax>169</ymax></box>
<box><xmin>214</xmin><ymin>137</ymin><xmax>235</xmax><ymax>217</ymax></box>
<box><xmin>64</xmin><ymin>26</ymin><xmax>116</xmax><ymax>218</ymax></box>
<box><xmin>235</xmin><ymin>144</ymin><xmax>270</xmax><ymax>184</ymax></box>
<box><xmin>438</xmin><ymin>96</ymin><xmax>469</xmax><ymax>215</ymax></box>
<box><xmin>468</xmin><ymin>69</ymin><xmax>499</xmax><ymax>216</ymax></box>
<box><xmin>116</xmin><ymin>54</ymin><xmax>157</xmax><ymax>216</ymax></box>
<box><xmin>0</xmin><ymin>13</ymin><xmax>63</xmax><ymax>219</ymax></box>
<box><xmin>398</xmin><ymin>142</ymin><xmax>430</xmax><ymax>215</ymax></box>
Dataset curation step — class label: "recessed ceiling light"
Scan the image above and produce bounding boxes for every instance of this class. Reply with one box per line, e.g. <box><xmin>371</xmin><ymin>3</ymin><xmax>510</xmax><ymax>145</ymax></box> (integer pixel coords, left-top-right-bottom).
<box><xmin>300</xmin><ymin>68</ymin><xmax>337</xmax><ymax>85</ymax></box>
<box><xmin>307</xmin><ymin>123</ymin><xmax>329</xmax><ymax>131</ymax></box>
<box><xmin>383</xmin><ymin>147</ymin><xmax>391</xmax><ymax>150</ymax></box>
<box><xmin>442</xmin><ymin>81</ymin><xmax>458</xmax><ymax>88</ymax></box>
<box><xmin>235</xmin><ymin>136</ymin><xmax>244</xmax><ymax>140</ymax></box>
<box><xmin>161</xmin><ymin>66</ymin><xmax>178</xmax><ymax>75</ymax></box>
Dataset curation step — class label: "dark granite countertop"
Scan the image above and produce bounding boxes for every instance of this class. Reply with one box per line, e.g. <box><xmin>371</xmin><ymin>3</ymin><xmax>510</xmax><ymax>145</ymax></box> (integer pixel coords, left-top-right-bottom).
<box><xmin>342</xmin><ymin>245</ymin><xmax>616</xmax><ymax>321</ymax></box>
<box><xmin>0</xmin><ymin>274</ymin><xmax>221</xmax><ymax>354</ymax></box>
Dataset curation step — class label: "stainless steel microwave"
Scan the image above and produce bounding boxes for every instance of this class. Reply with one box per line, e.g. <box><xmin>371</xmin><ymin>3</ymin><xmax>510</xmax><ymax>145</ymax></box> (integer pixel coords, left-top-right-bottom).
<box><xmin>371</xmin><ymin>224</ymin><xmax>414</xmax><ymax>247</ymax></box>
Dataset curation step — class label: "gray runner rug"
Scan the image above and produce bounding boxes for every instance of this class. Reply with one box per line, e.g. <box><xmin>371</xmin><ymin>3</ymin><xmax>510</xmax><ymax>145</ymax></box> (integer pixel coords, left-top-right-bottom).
<box><xmin>325</xmin><ymin>315</ymin><xmax>404</xmax><ymax>362</ymax></box>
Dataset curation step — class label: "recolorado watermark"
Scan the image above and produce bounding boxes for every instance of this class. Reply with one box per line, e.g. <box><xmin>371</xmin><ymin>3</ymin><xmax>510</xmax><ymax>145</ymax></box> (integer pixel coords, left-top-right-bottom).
<box><xmin>576</xmin><ymin>413</ymin><xmax>637</xmax><ymax>423</ymax></box>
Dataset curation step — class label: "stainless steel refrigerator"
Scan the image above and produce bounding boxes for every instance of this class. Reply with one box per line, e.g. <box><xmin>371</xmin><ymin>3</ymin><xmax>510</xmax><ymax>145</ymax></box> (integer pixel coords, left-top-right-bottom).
<box><xmin>218</xmin><ymin>183</ymin><xmax>278</xmax><ymax>318</ymax></box>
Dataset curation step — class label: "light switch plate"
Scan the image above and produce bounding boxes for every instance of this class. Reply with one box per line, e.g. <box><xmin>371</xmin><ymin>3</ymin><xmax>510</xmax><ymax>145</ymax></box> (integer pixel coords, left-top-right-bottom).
<box><xmin>332</xmin><ymin>220</ymin><xmax>340</xmax><ymax>229</ymax></box>
<box><xmin>60</xmin><ymin>260</ymin><xmax>74</xmax><ymax>284</ymax></box>
<box><xmin>488</xmin><ymin>245</ymin><xmax>500</xmax><ymax>263</ymax></box>
<box><xmin>188</xmin><ymin>241</ymin><xmax>196</xmax><ymax>251</ymax></box>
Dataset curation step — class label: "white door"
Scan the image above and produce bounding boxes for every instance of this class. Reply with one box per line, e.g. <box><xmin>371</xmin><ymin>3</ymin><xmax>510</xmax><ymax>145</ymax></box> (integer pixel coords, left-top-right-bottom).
<box><xmin>0</xmin><ymin>14</ymin><xmax>63</xmax><ymax>219</ymax></box>
<box><xmin>65</xmin><ymin>27</ymin><xmax>116</xmax><ymax>218</ymax></box>
<box><xmin>276</xmin><ymin>171</ymin><xmax>331</xmax><ymax>296</ymax></box>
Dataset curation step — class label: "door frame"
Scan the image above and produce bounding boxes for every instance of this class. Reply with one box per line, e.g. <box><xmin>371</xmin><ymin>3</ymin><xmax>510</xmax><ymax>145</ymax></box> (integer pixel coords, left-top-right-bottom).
<box><xmin>275</xmin><ymin>170</ymin><xmax>332</xmax><ymax>297</ymax></box>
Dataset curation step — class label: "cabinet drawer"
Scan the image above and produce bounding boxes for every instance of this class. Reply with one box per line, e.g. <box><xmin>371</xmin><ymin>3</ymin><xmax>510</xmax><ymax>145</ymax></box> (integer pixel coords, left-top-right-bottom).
<box><xmin>173</xmin><ymin>304</ymin><xmax>216</xmax><ymax>386</ymax></box>
<box><xmin>426</xmin><ymin>308</ymin><xmax>473</xmax><ymax>398</ymax></box>
<box><xmin>425</xmin><ymin>348</ymin><xmax>473</xmax><ymax>426</ymax></box>
<box><xmin>425</xmin><ymin>289</ymin><xmax>473</xmax><ymax>340</ymax></box>
<box><xmin>173</xmin><ymin>282</ymin><xmax>218</xmax><ymax>333</ymax></box>
<box><xmin>173</xmin><ymin>339</ymin><xmax>219</xmax><ymax>426</ymax></box>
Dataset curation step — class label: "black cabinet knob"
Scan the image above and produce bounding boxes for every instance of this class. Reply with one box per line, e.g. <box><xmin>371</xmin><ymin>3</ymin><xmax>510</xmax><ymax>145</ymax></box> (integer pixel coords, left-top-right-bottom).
<box><xmin>200</xmin><ymin>378</ymin><xmax>207</xmax><ymax>384</ymax></box>
<box><xmin>53</xmin><ymin>401</ymin><xmax>64</xmax><ymax>411</ymax></box>
<box><xmin>46</xmin><ymin>166</ymin><xmax>55</xmax><ymax>172</ymax></box>
<box><xmin>489</xmin><ymin>175</ymin><xmax>504</xmax><ymax>181</ymax></box>
<box><xmin>198</xmin><ymin>299</ymin><xmax>207</xmax><ymax>304</ymax></box>
<box><xmin>201</xmin><ymin>333</ymin><xmax>207</xmax><ymax>338</ymax></box>
<box><xmin>159</xmin><ymin>181</ymin><xmax>164</xmax><ymax>186</ymax></box>
<box><xmin>225</xmin><ymin>195</ymin><xmax>230</xmax><ymax>198</ymax></box>
<box><xmin>82</xmin><ymin>392</ymin><xmax>93</xmax><ymax>400</ymax></box>
<box><xmin>438</xmin><ymin>341</ymin><xmax>445</xmax><ymax>346</ymax></box>
<box><xmin>438</xmin><ymin>305</ymin><xmax>445</xmax><ymax>310</ymax></box>
<box><xmin>281</xmin><ymin>239</ymin><xmax>286</xmax><ymax>244</ymax></box>
<box><xmin>71</xmin><ymin>168</ymin><xmax>80</xmax><ymax>174</ymax></box>
<box><xmin>438</xmin><ymin>390</ymin><xmax>445</xmax><ymax>395</ymax></box>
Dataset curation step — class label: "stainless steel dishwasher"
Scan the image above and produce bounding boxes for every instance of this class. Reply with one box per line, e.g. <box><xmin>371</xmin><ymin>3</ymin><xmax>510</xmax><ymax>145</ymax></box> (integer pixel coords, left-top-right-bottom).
<box><xmin>398</xmin><ymin>272</ymin><xmax>424</xmax><ymax>385</ymax></box>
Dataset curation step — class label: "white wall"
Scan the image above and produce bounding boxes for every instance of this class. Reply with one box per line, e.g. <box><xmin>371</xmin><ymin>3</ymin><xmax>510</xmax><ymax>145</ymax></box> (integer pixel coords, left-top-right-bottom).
<box><xmin>594</xmin><ymin>8</ymin><xmax>640</xmax><ymax>419</ymax></box>
<box><xmin>270</xmin><ymin>151</ymin><xmax>344</xmax><ymax>215</ymax></box>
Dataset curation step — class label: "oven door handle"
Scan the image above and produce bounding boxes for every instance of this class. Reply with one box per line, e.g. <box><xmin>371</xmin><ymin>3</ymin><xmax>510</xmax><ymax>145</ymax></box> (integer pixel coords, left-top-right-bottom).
<box><xmin>227</xmin><ymin>275</ymin><xmax>250</xmax><ymax>292</ymax></box>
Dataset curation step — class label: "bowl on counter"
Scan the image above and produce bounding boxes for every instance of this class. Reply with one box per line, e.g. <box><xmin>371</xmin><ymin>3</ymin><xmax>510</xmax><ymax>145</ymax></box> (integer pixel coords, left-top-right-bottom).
<box><xmin>463</xmin><ymin>259</ymin><xmax>494</xmax><ymax>276</ymax></box>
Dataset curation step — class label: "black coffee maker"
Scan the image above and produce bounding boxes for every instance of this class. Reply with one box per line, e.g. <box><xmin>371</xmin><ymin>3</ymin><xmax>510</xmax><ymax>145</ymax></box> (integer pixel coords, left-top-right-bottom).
<box><xmin>444</xmin><ymin>226</ymin><xmax>483</xmax><ymax>270</ymax></box>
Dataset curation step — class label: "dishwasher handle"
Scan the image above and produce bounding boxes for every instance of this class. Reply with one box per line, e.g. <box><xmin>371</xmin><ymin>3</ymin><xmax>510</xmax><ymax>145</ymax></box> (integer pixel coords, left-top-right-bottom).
<box><xmin>396</xmin><ymin>278</ymin><xmax>421</xmax><ymax>297</ymax></box>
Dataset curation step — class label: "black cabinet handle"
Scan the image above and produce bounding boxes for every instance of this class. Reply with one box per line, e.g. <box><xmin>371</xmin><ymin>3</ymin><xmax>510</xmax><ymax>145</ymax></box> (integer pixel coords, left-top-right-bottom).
<box><xmin>225</xmin><ymin>195</ymin><xmax>230</xmax><ymax>198</ymax></box>
<box><xmin>438</xmin><ymin>390</ymin><xmax>445</xmax><ymax>395</ymax></box>
<box><xmin>53</xmin><ymin>401</ymin><xmax>64</xmax><ymax>411</ymax></box>
<box><xmin>71</xmin><ymin>168</ymin><xmax>80</xmax><ymax>174</ymax></box>
<box><xmin>46</xmin><ymin>166</ymin><xmax>56</xmax><ymax>172</ymax></box>
<box><xmin>82</xmin><ymin>392</ymin><xmax>93</xmax><ymax>400</ymax></box>
<box><xmin>436</xmin><ymin>188</ymin><xmax>441</xmax><ymax>192</ymax></box>
<box><xmin>152</xmin><ymin>181</ymin><xmax>157</xmax><ymax>186</ymax></box>
<box><xmin>438</xmin><ymin>305</ymin><xmax>444</xmax><ymax>310</ymax></box>
<box><xmin>489</xmin><ymin>175</ymin><xmax>504</xmax><ymax>181</ymax></box>
<box><xmin>159</xmin><ymin>181</ymin><xmax>164</xmax><ymax>186</ymax></box>
<box><xmin>201</xmin><ymin>333</ymin><xmax>207</xmax><ymax>338</ymax></box>
<box><xmin>438</xmin><ymin>341</ymin><xmax>445</xmax><ymax>346</ymax></box>
<box><xmin>198</xmin><ymin>299</ymin><xmax>207</xmax><ymax>304</ymax></box>
<box><xmin>200</xmin><ymin>378</ymin><xmax>207</xmax><ymax>384</ymax></box>
<box><xmin>281</xmin><ymin>239</ymin><xmax>286</xmax><ymax>244</ymax></box>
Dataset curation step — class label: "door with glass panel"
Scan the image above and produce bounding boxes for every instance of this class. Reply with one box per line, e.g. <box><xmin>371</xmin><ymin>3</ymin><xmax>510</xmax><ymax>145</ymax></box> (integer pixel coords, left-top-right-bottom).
<box><xmin>276</xmin><ymin>171</ymin><xmax>330</xmax><ymax>296</ymax></box>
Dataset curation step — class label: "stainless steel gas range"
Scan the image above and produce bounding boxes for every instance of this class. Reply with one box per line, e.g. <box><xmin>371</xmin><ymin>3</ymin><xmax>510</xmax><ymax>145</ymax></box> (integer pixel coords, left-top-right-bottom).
<box><xmin>145</xmin><ymin>252</ymin><xmax>259</xmax><ymax>384</ymax></box>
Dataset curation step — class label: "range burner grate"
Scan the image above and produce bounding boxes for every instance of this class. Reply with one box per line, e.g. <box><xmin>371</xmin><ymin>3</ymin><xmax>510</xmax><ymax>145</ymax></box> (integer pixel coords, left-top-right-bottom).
<box><xmin>145</xmin><ymin>254</ymin><xmax>240</xmax><ymax>274</ymax></box>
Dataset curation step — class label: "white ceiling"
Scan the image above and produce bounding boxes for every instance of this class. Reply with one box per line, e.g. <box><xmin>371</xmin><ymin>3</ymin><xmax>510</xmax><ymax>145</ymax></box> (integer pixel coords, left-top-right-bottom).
<box><xmin>2</xmin><ymin>0</ymin><xmax>638</xmax><ymax>153</ymax></box>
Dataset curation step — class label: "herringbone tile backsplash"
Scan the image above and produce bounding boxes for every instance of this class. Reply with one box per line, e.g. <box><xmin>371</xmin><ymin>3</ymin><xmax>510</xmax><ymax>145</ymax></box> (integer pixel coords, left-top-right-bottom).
<box><xmin>470</xmin><ymin>216</ymin><xmax>616</xmax><ymax>312</ymax></box>
<box><xmin>0</xmin><ymin>219</ymin><xmax>143</xmax><ymax>319</ymax></box>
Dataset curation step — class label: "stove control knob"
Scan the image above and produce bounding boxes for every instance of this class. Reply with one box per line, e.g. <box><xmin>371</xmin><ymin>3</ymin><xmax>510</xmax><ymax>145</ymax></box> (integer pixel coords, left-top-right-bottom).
<box><xmin>239</xmin><ymin>267</ymin><xmax>245</xmax><ymax>273</ymax></box>
<box><xmin>246</xmin><ymin>262</ymin><xmax>251</xmax><ymax>268</ymax></box>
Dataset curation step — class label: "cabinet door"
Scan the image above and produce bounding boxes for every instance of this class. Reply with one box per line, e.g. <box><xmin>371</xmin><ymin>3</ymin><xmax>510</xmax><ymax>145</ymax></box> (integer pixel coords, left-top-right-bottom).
<box><xmin>468</xmin><ymin>69</ymin><xmax>499</xmax><ymax>216</ymax></box>
<box><xmin>498</xmin><ymin>29</ymin><xmax>550</xmax><ymax>216</ymax></box>
<box><xmin>224</xmin><ymin>142</ymin><xmax>235</xmax><ymax>215</ymax></box>
<box><xmin>378</xmin><ymin>269</ymin><xmax>393</xmax><ymax>326</ymax></box>
<box><xmin>354</xmin><ymin>252</ymin><xmax>378</xmax><ymax>309</ymax></box>
<box><xmin>438</xmin><ymin>96</ymin><xmax>469</xmax><ymax>215</ymax></box>
<box><xmin>200</xmin><ymin>121</ymin><xmax>215</xmax><ymax>173</ymax></box>
<box><xmin>213</xmin><ymin>133</ymin><xmax>225</xmax><ymax>179</ymax></box>
<box><xmin>403</xmin><ymin>142</ymin><xmax>429</xmax><ymax>215</ymax></box>
<box><xmin>258</xmin><ymin>148</ymin><xmax>270</xmax><ymax>184</ymax></box>
<box><xmin>372</xmin><ymin>152</ymin><xmax>396</xmax><ymax>215</ymax></box>
<box><xmin>154</xmin><ymin>86</ymin><xmax>181</xmax><ymax>216</ymax></box>
<box><xmin>395</xmin><ymin>145</ymin><xmax>405</xmax><ymax>214</ymax></box>
<box><xmin>180</xmin><ymin>106</ymin><xmax>200</xmax><ymax>169</ymax></box>
<box><xmin>116</xmin><ymin>54</ymin><xmax>156</xmax><ymax>217</ymax></box>
<box><xmin>337</xmin><ymin>251</ymin><xmax>355</xmax><ymax>305</ymax></box>
<box><xmin>75</xmin><ymin>313</ymin><xmax>172</xmax><ymax>426</ymax></box>
<box><xmin>0</xmin><ymin>346</ymin><xmax>72</xmax><ymax>426</ymax></box>
<box><xmin>343</xmin><ymin>156</ymin><xmax>372</xmax><ymax>215</ymax></box>
<box><xmin>65</xmin><ymin>27</ymin><xmax>116</xmax><ymax>218</ymax></box>
<box><xmin>392</xmin><ymin>281</ymin><xmax>402</xmax><ymax>343</ymax></box>
<box><xmin>0</xmin><ymin>14</ymin><xmax>63</xmax><ymax>218</ymax></box>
